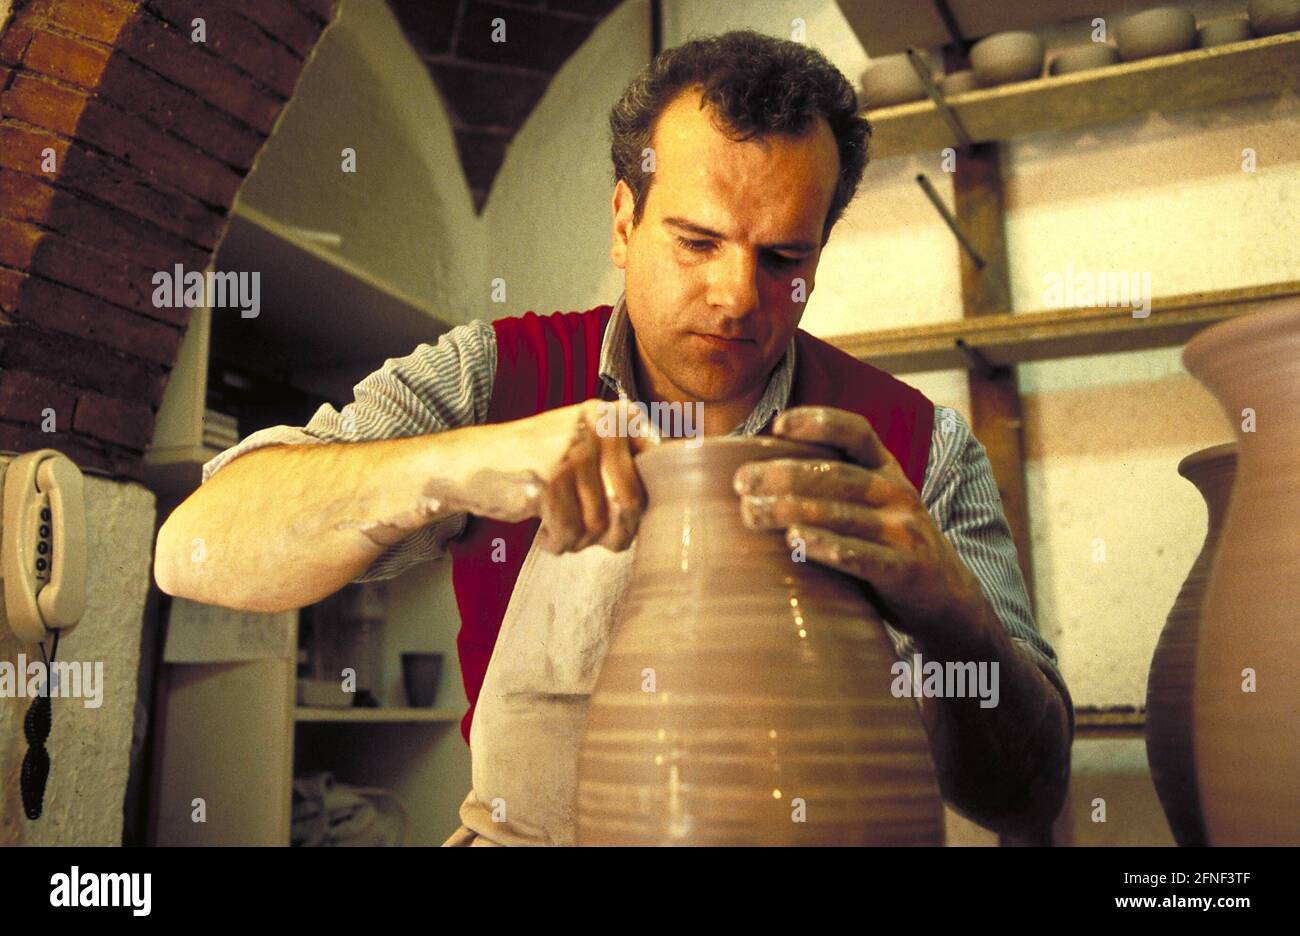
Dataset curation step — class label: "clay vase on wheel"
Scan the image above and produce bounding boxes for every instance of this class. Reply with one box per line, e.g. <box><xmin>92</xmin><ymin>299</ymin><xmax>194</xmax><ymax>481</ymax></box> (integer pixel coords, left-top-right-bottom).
<box><xmin>1145</xmin><ymin>442</ymin><xmax>1236</xmax><ymax>847</ymax></box>
<box><xmin>1182</xmin><ymin>299</ymin><xmax>1300</xmax><ymax>845</ymax></box>
<box><xmin>575</xmin><ymin>436</ymin><xmax>944</xmax><ymax>845</ymax></box>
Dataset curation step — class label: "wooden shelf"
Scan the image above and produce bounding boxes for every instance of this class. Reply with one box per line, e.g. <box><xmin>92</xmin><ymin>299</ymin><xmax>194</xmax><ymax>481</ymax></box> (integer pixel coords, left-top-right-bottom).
<box><xmin>831</xmin><ymin>280</ymin><xmax>1300</xmax><ymax>374</ymax></box>
<box><xmin>294</xmin><ymin>706</ymin><xmax>461</xmax><ymax>724</ymax></box>
<box><xmin>1075</xmin><ymin>706</ymin><xmax>1144</xmax><ymax>737</ymax></box>
<box><xmin>210</xmin><ymin>203</ymin><xmax>456</xmax><ymax>401</ymax></box>
<box><xmin>837</xmin><ymin>0</ymin><xmax>1173</xmax><ymax>58</ymax></box>
<box><xmin>863</xmin><ymin>33</ymin><xmax>1300</xmax><ymax>159</ymax></box>
<box><xmin>142</xmin><ymin>198</ymin><xmax>465</xmax><ymax>495</ymax></box>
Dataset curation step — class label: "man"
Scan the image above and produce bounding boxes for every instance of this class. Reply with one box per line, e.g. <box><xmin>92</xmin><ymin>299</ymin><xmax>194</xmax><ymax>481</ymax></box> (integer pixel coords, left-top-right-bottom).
<box><xmin>155</xmin><ymin>30</ymin><xmax>1073</xmax><ymax>845</ymax></box>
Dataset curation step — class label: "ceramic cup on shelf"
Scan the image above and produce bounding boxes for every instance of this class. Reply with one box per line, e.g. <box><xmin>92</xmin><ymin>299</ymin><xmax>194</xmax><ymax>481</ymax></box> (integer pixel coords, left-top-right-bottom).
<box><xmin>1049</xmin><ymin>42</ymin><xmax>1120</xmax><ymax>75</ymax></box>
<box><xmin>401</xmin><ymin>652</ymin><xmax>443</xmax><ymax>708</ymax></box>
<box><xmin>1197</xmin><ymin>17</ymin><xmax>1255</xmax><ymax>47</ymax></box>
<box><xmin>1248</xmin><ymin>0</ymin><xmax>1300</xmax><ymax>35</ymax></box>
<box><xmin>971</xmin><ymin>31</ymin><xmax>1046</xmax><ymax>85</ymax></box>
<box><xmin>1115</xmin><ymin>6</ymin><xmax>1197</xmax><ymax>61</ymax></box>
<box><xmin>861</xmin><ymin>52</ymin><xmax>933</xmax><ymax>108</ymax></box>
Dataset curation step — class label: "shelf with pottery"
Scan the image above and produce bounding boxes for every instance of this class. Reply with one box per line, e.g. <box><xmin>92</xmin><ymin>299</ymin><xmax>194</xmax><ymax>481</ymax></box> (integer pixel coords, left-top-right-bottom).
<box><xmin>863</xmin><ymin>32</ymin><xmax>1300</xmax><ymax>159</ymax></box>
<box><xmin>146</xmin><ymin>11</ymin><xmax>475</xmax><ymax>846</ymax></box>
<box><xmin>831</xmin><ymin>279</ymin><xmax>1300</xmax><ymax>374</ymax></box>
<box><xmin>153</xmin><ymin>594</ymin><xmax>464</xmax><ymax>845</ymax></box>
<box><xmin>141</xmin><ymin>196</ymin><xmax>460</xmax><ymax>501</ymax></box>
<box><xmin>211</xmin><ymin>202</ymin><xmax>456</xmax><ymax>402</ymax></box>
<box><xmin>837</xmin><ymin>0</ymin><xmax>1177</xmax><ymax>58</ymax></box>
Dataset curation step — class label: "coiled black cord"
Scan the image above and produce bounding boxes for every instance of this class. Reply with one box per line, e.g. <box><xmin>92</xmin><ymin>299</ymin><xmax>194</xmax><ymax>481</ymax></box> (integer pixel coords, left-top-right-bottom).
<box><xmin>21</xmin><ymin>630</ymin><xmax>59</xmax><ymax>821</ymax></box>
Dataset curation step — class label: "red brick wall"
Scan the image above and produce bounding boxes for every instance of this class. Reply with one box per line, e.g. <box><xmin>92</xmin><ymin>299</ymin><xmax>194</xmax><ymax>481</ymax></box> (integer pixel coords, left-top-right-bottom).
<box><xmin>0</xmin><ymin>0</ymin><xmax>337</xmax><ymax>479</ymax></box>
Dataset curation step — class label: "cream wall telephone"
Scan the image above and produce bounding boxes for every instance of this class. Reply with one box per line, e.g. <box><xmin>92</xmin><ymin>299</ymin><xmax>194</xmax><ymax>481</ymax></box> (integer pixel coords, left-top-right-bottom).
<box><xmin>2</xmin><ymin>449</ymin><xmax>87</xmax><ymax>643</ymax></box>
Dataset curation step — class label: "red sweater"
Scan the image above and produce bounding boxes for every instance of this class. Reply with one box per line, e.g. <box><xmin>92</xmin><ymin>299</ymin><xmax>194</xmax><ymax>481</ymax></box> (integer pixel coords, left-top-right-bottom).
<box><xmin>447</xmin><ymin>305</ymin><xmax>935</xmax><ymax>744</ymax></box>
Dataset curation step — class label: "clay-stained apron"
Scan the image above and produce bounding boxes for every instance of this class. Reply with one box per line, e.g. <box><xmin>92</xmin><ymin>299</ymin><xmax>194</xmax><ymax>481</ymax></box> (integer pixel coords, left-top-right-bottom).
<box><xmin>443</xmin><ymin>532</ymin><xmax>639</xmax><ymax>845</ymax></box>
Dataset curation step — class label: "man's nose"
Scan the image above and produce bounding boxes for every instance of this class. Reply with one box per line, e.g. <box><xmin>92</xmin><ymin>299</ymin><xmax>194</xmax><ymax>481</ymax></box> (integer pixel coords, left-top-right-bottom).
<box><xmin>705</xmin><ymin>246</ymin><xmax>759</xmax><ymax>320</ymax></box>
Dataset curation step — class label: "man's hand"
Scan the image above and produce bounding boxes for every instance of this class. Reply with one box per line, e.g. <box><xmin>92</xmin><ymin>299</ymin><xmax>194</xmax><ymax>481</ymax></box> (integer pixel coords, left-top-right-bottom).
<box><xmin>734</xmin><ymin>405</ymin><xmax>1073</xmax><ymax>835</ymax></box>
<box><xmin>732</xmin><ymin>405</ymin><xmax>987</xmax><ymax>645</ymax></box>
<box><xmin>341</xmin><ymin>398</ymin><xmax>652</xmax><ymax>555</ymax></box>
<box><xmin>507</xmin><ymin>398</ymin><xmax>654</xmax><ymax>554</ymax></box>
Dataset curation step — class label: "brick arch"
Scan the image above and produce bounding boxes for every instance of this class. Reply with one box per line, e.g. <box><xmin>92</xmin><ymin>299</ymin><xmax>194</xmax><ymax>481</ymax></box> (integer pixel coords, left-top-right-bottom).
<box><xmin>0</xmin><ymin>0</ymin><xmax>339</xmax><ymax>479</ymax></box>
<box><xmin>0</xmin><ymin>0</ymin><xmax>632</xmax><ymax>480</ymax></box>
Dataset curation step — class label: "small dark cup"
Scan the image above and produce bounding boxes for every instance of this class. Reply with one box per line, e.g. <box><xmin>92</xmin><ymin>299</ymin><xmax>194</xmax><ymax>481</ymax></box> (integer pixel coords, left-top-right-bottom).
<box><xmin>401</xmin><ymin>653</ymin><xmax>443</xmax><ymax>708</ymax></box>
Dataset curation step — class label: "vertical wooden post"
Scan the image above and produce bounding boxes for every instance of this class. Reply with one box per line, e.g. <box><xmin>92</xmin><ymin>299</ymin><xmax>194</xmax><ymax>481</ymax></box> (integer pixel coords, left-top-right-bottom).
<box><xmin>951</xmin><ymin>144</ymin><xmax>1036</xmax><ymax>606</ymax></box>
<box><xmin>942</xmin><ymin>46</ymin><xmax>1046</xmax><ymax>847</ymax></box>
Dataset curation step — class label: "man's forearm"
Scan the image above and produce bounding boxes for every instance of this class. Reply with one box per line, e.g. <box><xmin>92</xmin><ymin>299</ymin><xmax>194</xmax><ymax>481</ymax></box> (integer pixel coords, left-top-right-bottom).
<box><xmin>154</xmin><ymin>429</ymin><xmax>474</xmax><ymax>612</ymax></box>
<box><xmin>155</xmin><ymin>400</ymin><xmax>632</xmax><ymax>613</ymax></box>
<box><xmin>913</xmin><ymin>597</ymin><xmax>1073</xmax><ymax>838</ymax></box>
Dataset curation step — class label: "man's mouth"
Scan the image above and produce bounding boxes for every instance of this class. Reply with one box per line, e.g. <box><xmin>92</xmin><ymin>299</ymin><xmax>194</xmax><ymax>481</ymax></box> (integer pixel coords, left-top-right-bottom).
<box><xmin>693</xmin><ymin>333</ymin><xmax>756</xmax><ymax>351</ymax></box>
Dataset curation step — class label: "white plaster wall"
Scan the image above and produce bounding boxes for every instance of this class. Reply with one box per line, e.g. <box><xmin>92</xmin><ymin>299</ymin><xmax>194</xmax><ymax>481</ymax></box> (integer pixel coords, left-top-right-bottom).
<box><xmin>483</xmin><ymin>0</ymin><xmax>653</xmax><ymax>314</ymax></box>
<box><xmin>236</xmin><ymin>0</ymin><xmax>486</xmax><ymax>326</ymax></box>
<box><xmin>1006</xmin><ymin>56</ymin><xmax>1298</xmax><ymax>706</ymax></box>
<box><xmin>0</xmin><ymin>460</ymin><xmax>155</xmax><ymax>844</ymax></box>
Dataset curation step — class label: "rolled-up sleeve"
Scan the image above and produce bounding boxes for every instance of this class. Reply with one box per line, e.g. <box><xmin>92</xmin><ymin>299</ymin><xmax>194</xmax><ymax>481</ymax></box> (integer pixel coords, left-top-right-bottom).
<box><xmin>886</xmin><ymin>406</ymin><xmax>1075</xmax><ymax>736</ymax></box>
<box><xmin>200</xmin><ymin>318</ymin><xmax>498</xmax><ymax>582</ymax></box>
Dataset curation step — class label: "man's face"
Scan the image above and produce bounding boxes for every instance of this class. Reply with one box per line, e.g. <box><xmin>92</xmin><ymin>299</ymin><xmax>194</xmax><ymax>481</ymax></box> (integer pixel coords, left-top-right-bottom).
<box><xmin>610</xmin><ymin>86</ymin><xmax>840</xmax><ymax>405</ymax></box>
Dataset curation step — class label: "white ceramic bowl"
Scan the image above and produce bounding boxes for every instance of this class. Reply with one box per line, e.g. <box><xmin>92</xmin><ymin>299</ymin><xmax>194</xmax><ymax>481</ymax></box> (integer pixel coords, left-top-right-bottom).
<box><xmin>1116</xmin><ymin>6</ymin><xmax>1197</xmax><ymax>61</ymax></box>
<box><xmin>1198</xmin><ymin>17</ymin><xmax>1255</xmax><ymax>47</ymax></box>
<box><xmin>861</xmin><ymin>53</ymin><xmax>931</xmax><ymax>108</ymax></box>
<box><xmin>1248</xmin><ymin>0</ymin><xmax>1300</xmax><ymax>36</ymax></box>
<box><xmin>971</xmin><ymin>31</ymin><xmax>1046</xmax><ymax>86</ymax></box>
<box><xmin>1049</xmin><ymin>43</ymin><xmax>1120</xmax><ymax>75</ymax></box>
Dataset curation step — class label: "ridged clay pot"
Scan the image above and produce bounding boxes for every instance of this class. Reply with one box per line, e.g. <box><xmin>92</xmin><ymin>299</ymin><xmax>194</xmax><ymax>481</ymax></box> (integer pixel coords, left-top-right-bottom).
<box><xmin>1145</xmin><ymin>442</ymin><xmax>1237</xmax><ymax>847</ymax></box>
<box><xmin>576</xmin><ymin>437</ymin><xmax>944</xmax><ymax>845</ymax></box>
<box><xmin>1183</xmin><ymin>299</ymin><xmax>1300</xmax><ymax>845</ymax></box>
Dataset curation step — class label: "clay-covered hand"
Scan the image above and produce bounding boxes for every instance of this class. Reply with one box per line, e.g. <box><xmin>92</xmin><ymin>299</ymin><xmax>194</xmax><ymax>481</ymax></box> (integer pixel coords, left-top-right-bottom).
<box><xmin>340</xmin><ymin>398</ymin><xmax>653</xmax><ymax>554</ymax></box>
<box><xmin>511</xmin><ymin>398</ymin><xmax>655</xmax><ymax>554</ymax></box>
<box><xmin>732</xmin><ymin>405</ymin><xmax>986</xmax><ymax>646</ymax></box>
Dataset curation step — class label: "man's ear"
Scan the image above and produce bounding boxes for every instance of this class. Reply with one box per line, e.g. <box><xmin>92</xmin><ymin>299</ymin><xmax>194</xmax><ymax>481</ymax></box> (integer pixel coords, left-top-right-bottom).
<box><xmin>610</xmin><ymin>179</ymin><xmax>636</xmax><ymax>269</ymax></box>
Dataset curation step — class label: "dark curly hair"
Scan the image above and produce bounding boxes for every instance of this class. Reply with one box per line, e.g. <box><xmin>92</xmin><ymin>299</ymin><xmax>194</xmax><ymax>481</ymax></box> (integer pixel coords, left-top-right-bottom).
<box><xmin>609</xmin><ymin>30</ymin><xmax>871</xmax><ymax>245</ymax></box>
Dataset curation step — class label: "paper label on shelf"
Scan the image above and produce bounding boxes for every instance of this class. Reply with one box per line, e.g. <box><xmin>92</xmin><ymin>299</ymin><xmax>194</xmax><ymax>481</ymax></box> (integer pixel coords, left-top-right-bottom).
<box><xmin>163</xmin><ymin>597</ymin><xmax>295</xmax><ymax>663</ymax></box>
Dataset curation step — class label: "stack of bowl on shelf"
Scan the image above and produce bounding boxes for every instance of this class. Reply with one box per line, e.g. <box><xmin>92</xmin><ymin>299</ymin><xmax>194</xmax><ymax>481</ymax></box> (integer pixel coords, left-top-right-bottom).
<box><xmin>859</xmin><ymin>49</ymin><xmax>938</xmax><ymax>108</ymax></box>
<box><xmin>1244</xmin><ymin>0</ymin><xmax>1300</xmax><ymax>35</ymax></box>
<box><xmin>858</xmin><ymin>1</ymin><xmax>1299</xmax><ymax>109</ymax></box>
<box><xmin>970</xmin><ymin>30</ymin><xmax>1046</xmax><ymax>85</ymax></box>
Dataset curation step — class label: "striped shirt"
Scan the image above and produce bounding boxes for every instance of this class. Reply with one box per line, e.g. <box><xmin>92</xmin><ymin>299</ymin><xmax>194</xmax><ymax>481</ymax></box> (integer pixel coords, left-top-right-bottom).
<box><xmin>202</xmin><ymin>292</ymin><xmax>1072</xmax><ymax>721</ymax></box>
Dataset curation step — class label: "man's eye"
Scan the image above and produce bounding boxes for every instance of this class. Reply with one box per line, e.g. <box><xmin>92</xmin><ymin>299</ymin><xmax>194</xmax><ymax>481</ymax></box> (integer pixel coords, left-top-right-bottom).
<box><xmin>675</xmin><ymin>236</ymin><xmax>712</xmax><ymax>252</ymax></box>
<box><xmin>766</xmin><ymin>253</ymin><xmax>802</xmax><ymax>267</ymax></box>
